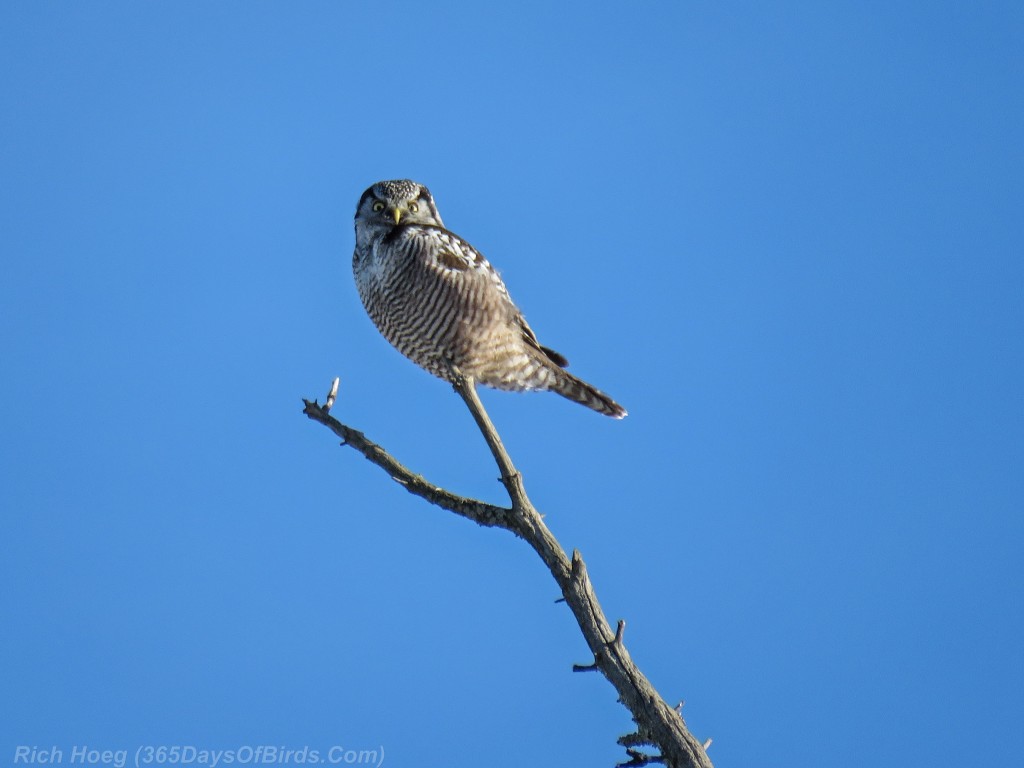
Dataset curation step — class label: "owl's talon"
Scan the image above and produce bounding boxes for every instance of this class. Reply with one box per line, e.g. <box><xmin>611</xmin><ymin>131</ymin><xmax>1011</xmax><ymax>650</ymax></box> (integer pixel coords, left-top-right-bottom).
<box><xmin>445</xmin><ymin>362</ymin><xmax>474</xmax><ymax>392</ymax></box>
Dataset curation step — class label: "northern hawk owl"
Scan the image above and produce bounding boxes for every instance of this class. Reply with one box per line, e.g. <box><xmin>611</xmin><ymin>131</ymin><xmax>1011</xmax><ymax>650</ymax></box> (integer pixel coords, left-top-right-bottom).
<box><xmin>352</xmin><ymin>179</ymin><xmax>626</xmax><ymax>418</ymax></box>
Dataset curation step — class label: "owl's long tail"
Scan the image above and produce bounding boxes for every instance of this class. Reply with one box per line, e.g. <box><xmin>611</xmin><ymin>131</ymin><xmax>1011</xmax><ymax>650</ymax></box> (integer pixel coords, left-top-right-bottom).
<box><xmin>547</xmin><ymin>367</ymin><xmax>628</xmax><ymax>419</ymax></box>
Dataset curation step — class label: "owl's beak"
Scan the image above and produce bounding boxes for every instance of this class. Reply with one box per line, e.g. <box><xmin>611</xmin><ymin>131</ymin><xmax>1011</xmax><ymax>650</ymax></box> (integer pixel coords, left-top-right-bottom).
<box><xmin>392</xmin><ymin>208</ymin><xmax>403</xmax><ymax>225</ymax></box>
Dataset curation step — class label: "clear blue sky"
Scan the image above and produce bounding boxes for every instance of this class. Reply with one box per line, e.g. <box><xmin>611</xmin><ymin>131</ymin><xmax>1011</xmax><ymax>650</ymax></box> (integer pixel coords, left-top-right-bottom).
<box><xmin>2</xmin><ymin>2</ymin><xmax>1022</xmax><ymax>766</ymax></box>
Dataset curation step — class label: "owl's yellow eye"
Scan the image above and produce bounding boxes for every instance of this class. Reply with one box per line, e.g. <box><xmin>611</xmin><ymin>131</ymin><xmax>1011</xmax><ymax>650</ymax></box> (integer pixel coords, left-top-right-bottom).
<box><xmin>372</xmin><ymin>201</ymin><xmax>385</xmax><ymax>213</ymax></box>
<box><xmin>409</xmin><ymin>202</ymin><xmax>419</xmax><ymax>214</ymax></box>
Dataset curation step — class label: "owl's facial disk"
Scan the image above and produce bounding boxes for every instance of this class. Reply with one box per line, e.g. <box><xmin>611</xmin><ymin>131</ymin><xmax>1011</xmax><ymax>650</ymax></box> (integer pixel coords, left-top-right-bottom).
<box><xmin>357</xmin><ymin>179</ymin><xmax>443</xmax><ymax>230</ymax></box>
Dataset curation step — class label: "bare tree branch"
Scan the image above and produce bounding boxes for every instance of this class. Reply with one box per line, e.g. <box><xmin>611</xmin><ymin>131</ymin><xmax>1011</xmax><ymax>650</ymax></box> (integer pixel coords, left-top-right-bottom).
<box><xmin>302</xmin><ymin>378</ymin><xmax>713</xmax><ymax>768</ymax></box>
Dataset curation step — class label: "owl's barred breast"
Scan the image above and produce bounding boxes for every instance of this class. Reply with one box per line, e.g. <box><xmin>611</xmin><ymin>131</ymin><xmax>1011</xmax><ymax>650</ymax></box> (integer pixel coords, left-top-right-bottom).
<box><xmin>355</xmin><ymin>224</ymin><xmax>549</xmax><ymax>390</ymax></box>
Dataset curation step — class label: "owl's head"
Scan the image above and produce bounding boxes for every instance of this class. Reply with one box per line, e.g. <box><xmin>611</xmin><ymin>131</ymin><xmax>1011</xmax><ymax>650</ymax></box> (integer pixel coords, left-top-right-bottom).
<box><xmin>355</xmin><ymin>179</ymin><xmax>444</xmax><ymax>233</ymax></box>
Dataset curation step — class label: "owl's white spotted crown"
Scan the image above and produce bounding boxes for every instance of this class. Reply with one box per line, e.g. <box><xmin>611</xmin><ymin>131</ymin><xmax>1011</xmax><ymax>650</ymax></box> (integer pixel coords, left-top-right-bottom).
<box><xmin>373</xmin><ymin>179</ymin><xmax>425</xmax><ymax>201</ymax></box>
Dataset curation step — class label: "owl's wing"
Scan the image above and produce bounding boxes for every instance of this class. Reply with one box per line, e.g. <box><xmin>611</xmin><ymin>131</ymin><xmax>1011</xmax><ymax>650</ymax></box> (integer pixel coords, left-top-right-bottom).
<box><xmin>403</xmin><ymin>225</ymin><xmax>491</xmax><ymax>276</ymax></box>
<box><xmin>516</xmin><ymin>315</ymin><xmax>570</xmax><ymax>368</ymax></box>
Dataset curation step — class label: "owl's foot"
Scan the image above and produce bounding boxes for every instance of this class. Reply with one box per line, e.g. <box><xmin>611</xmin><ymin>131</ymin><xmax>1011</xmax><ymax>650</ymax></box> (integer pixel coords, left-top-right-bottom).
<box><xmin>442</xmin><ymin>359</ymin><xmax>475</xmax><ymax>392</ymax></box>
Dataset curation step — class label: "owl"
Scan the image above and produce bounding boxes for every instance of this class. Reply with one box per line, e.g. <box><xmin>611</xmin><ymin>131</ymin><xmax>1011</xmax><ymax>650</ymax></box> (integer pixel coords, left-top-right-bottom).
<box><xmin>352</xmin><ymin>179</ymin><xmax>626</xmax><ymax>418</ymax></box>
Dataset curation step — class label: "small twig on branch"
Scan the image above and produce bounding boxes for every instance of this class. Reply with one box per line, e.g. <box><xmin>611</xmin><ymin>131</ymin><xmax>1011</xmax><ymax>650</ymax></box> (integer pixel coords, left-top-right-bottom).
<box><xmin>618</xmin><ymin>749</ymin><xmax>666</xmax><ymax>768</ymax></box>
<box><xmin>610</xmin><ymin>619</ymin><xmax>626</xmax><ymax>648</ymax></box>
<box><xmin>618</xmin><ymin>733</ymin><xmax>656</xmax><ymax>749</ymax></box>
<box><xmin>303</xmin><ymin>377</ymin><xmax>713</xmax><ymax>768</ymax></box>
<box><xmin>324</xmin><ymin>377</ymin><xmax>339</xmax><ymax>412</ymax></box>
